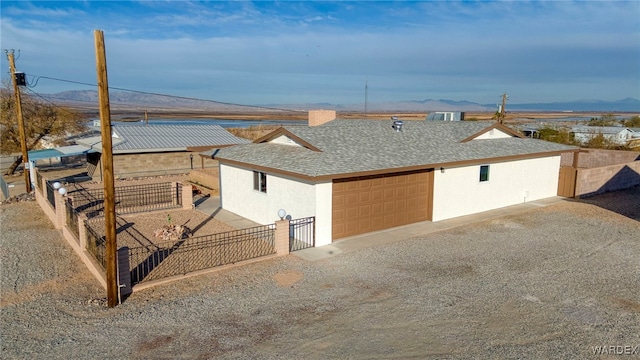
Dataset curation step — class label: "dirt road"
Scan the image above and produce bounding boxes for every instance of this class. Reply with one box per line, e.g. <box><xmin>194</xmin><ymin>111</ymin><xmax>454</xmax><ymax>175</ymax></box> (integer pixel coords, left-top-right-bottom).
<box><xmin>1</xmin><ymin>188</ymin><xmax>638</xmax><ymax>359</ymax></box>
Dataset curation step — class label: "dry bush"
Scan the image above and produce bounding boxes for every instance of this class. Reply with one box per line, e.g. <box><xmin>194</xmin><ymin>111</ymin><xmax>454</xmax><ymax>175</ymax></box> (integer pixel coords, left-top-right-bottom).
<box><xmin>227</xmin><ymin>125</ymin><xmax>280</xmax><ymax>141</ymax></box>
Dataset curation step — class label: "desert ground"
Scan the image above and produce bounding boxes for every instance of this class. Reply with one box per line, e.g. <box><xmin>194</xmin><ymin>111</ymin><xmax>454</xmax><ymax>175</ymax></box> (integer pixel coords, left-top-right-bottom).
<box><xmin>1</xmin><ymin>186</ymin><xmax>638</xmax><ymax>359</ymax></box>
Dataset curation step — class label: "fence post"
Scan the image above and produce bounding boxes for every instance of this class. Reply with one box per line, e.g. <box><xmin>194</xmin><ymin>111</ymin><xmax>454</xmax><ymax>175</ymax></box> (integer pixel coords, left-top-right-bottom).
<box><xmin>78</xmin><ymin>213</ymin><xmax>88</xmax><ymax>250</ymax></box>
<box><xmin>54</xmin><ymin>190</ymin><xmax>66</xmax><ymax>229</ymax></box>
<box><xmin>181</xmin><ymin>181</ymin><xmax>193</xmax><ymax>209</ymax></box>
<box><xmin>274</xmin><ymin>220</ymin><xmax>290</xmax><ymax>256</ymax></box>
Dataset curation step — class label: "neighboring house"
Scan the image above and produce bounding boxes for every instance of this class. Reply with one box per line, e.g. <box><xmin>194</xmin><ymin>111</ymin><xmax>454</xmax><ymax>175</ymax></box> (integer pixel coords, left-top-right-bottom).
<box><xmin>75</xmin><ymin>124</ymin><xmax>249</xmax><ymax>180</ymax></box>
<box><xmin>570</xmin><ymin>126</ymin><xmax>636</xmax><ymax>146</ymax></box>
<box><xmin>205</xmin><ymin>112</ymin><xmax>578</xmax><ymax>247</ymax></box>
<box><xmin>426</xmin><ymin>111</ymin><xmax>465</xmax><ymax>121</ymax></box>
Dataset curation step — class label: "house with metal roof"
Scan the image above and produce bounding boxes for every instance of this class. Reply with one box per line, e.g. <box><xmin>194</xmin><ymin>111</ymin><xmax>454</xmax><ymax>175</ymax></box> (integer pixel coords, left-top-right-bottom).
<box><xmin>205</xmin><ymin>112</ymin><xmax>578</xmax><ymax>246</ymax></box>
<box><xmin>75</xmin><ymin>124</ymin><xmax>249</xmax><ymax>180</ymax></box>
<box><xmin>570</xmin><ymin>126</ymin><xmax>636</xmax><ymax>146</ymax></box>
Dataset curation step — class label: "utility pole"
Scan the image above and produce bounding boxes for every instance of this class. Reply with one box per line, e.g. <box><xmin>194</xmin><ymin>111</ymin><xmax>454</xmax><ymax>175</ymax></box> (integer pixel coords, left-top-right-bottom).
<box><xmin>6</xmin><ymin>50</ymin><xmax>32</xmax><ymax>193</ymax></box>
<box><xmin>364</xmin><ymin>81</ymin><xmax>368</xmax><ymax>119</ymax></box>
<box><xmin>500</xmin><ymin>92</ymin><xmax>508</xmax><ymax>123</ymax></box>
<box><xmin>94</xmin><ymin>30</ymin><xmax>118</xmax><ymax>308</ymax></box>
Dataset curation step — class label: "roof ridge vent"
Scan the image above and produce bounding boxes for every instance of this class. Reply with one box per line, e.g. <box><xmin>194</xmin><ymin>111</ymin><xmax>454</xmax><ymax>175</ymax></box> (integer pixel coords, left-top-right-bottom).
<box><xmin>391</xmin><ymin>116</ymin><xmax>403</xmax><ymax>132</ymax></box>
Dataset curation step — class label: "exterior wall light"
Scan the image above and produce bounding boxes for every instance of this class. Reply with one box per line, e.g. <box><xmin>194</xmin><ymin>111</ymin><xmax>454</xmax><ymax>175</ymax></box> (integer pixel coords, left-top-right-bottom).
<box><xmin>278</xmin><ymin>209</ymin><xmax>286</xmax><ymax>220</ymax></box>
<box><xmin>53</xmin><ymin>181</ymin><xmax>67</xmax><ymax>196</ymax></box>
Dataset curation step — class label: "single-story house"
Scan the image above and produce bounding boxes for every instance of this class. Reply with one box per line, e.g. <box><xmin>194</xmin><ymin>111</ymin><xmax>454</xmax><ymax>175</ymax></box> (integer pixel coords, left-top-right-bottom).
<box><xmin>570</xmin><ymin>126</ymin><xmax>636</xmax><ymax>146</ymax></box>
<box><xmin>426</xmin><ymin>111</ymin><xmax>465</xmax><ymax>121</ymax></box>
<box><xmin>205</xmin><ymin>111</ymin><xmax>578</xmax><ymax>247</ymax></box>
<box><xmin>75</xmin><ymin>124</ymin><xmax>249</xmax><ymax>180</ymax></box>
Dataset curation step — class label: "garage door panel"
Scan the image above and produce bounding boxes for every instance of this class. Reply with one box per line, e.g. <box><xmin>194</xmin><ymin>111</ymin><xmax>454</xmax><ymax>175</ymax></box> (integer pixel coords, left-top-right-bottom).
<box><xmin>358</xmin><ymin>205</ymin><xmax>371</xmax><ymax>217</ymax></box>
<box><xmin>371</xmin><ymin>178</ymin><xmax>384</xmax><ymax>187</ymax></box>
<box><xmin>358</xmin><ymin>219</ymin><xmax>371</xmax><ymax>232</ymax></box>
<box><xmin>372</xmin><ymin>203</ymin><xmax>384</xmax><ymax>215</ymax></box>
<box><xmin>371</xmin><ymin>189</ymin><xmax>383</xmax><ymax>201</ymax></box>
<box><xmin>383</xmin><ymin>188</ymin><xmax>395</xmax><ymax>199</ymax></box>
<box><xmin>332</xmin><ymin>169</ymin><xmax>433</xmax><ymax>240</ymax></box>
<box><xmin>333</xmin><ymin>195</ymin><xmax>345</xmax><ymax>207</ymax></box>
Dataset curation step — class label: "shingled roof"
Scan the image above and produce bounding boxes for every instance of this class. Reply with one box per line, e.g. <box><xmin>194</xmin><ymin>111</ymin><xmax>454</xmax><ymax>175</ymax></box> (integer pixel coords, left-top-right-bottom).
<box><xmin>76</xmin><ymin>124</ymin><xmax>249</xmax><ymax>153</ymax></box>
<box><xmin>205</xmin><ymin>119</ymin><xmax>578</xmax><ymax>180</ymax></box>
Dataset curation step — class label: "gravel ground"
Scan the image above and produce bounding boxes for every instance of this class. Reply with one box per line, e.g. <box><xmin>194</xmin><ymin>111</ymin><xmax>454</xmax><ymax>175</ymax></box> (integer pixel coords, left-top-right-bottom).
<box><xmin>1</xmin><ymin>188</ymin><xmax>639</xmax><ymax>359</ymax></box>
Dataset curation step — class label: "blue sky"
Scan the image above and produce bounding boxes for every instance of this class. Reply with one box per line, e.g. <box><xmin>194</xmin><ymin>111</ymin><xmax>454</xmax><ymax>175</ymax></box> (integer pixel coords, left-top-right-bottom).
<box><xmin>1</xmin><ymin>1</ymin><xmax>639</xmax><ymax>107</ymax></box>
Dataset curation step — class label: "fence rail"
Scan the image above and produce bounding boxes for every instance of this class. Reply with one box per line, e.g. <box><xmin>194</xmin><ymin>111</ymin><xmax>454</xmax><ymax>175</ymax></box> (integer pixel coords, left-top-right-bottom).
<box><xmin>289</xmin><ymin>217</ymin><xmax>316</xmax><ymax>251</ymax></box>
<box><xmin>65</xmin><ymin>198</ymin><xmax>79</xmax><ymax>241</ymax></box>
<box><xmin>36</xmin><ymin>171</ymin><xmax>43</xmax><ymax>194</ymax></box>
<box><xmin>126</xmin><ymin>224</ymin><xmax>276</xmax><ymax>285</ymax></box>
<box><xmin>72</xmin><ymin>182</ymin><xmax>182</xmax><ymax>218</ymax></box>
<box><xmin>86</xmin><ymin>223</ymin><xmax>106</xmax><ymax>270</ymax></box>
<box><xmin>45</xmin><ymin>181</ymin><xmax>56</xmax><ymax>208</ymax></box>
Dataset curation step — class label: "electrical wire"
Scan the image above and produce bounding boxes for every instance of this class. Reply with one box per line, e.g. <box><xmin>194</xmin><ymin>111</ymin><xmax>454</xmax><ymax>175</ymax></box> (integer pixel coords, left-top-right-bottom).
<box><xmin>27</xmin><ymin>74</ymin><xmax>305</xmax><ymax>113</ymax></box>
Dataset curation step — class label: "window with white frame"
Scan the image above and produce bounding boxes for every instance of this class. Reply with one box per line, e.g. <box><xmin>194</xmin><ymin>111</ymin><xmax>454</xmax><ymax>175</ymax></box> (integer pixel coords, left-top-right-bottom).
<box><xmin>479</xmin><ymin>165</ymin><xmax>490</xmax><ymax>182</ymax></box>
<box><xmin>253</xmin><ymin>171</ymin><xmax>267</xmax><ymax>193</ymax></box>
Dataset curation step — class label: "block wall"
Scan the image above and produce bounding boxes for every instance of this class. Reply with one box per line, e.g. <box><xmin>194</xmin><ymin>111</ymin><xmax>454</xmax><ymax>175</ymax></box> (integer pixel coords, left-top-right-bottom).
<box><xmin>561</xmin><ymin>149</ymin><xmax>640</xmax><ymax>168</ymax></box>
<box><xmin>189</xmin><ymin>168</ymin><xmax>219</xmax><ymax>191</ymax></box>
<box><xmin>90</xmin><ymin>151</ymin><xmax>212</xmax><ymax>181</ymax></box>
<box><xmin>576</xmin><ymin>161</ymin><xmax>640</xmax><ymax>197</ymax></box>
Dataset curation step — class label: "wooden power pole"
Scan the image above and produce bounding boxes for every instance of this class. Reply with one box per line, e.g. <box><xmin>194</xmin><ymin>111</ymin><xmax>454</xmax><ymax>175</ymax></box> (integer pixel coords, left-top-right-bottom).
<box><xmin>94</xmin><ymin>30</ymin><xmax>118</xmax><ymax>308</ymax></box>
<box><xmin>6</xmin><ymin>50</ymin><xmax>31</xmax><ymax>193</ymax></box>
<box><xmin>500</xmin><ymin>92</ymin><xmax>508</xmax><ymax>123</ymax></box>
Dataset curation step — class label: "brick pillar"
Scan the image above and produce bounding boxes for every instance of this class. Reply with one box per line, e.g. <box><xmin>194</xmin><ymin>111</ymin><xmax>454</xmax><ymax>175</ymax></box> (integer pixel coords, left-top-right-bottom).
<box><xmin>181</xmin><ymin>181</ymin><xmax>193</xmax><ymax>209</ymax></box>
<box><xmin>274</xmin><ymin>220</ymin><xmax>290</xmax><ymax>256</ymax></box>
<box><xmin>54</xmin><ymin>190</ymin><xmax>66</xmax><ymax>229</ymax></box>
<box><xmin>78</xmin><ymin>213</ymin><xmax>88</xmax><ymax>250</ymax></box>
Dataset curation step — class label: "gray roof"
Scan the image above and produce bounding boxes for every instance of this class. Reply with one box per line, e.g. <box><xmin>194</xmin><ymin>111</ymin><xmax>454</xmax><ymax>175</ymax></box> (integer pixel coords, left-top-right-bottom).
<box><xmin>570</xmin><ymin>126</ymin><xmax>633</xmax><ymax>135</ymax></box>
<box><xmin>76</xmin><ymin>124</ymin><xmax>249</xmax><ymax>153</ymax></box>
<box><xmin>206</xmin><ymin>119</ymin><xmax>577</xmax><ymax>179</ymax></box>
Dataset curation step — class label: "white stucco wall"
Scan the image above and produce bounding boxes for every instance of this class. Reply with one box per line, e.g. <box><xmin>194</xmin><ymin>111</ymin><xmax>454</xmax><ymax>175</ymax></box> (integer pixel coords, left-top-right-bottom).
<box><xmin>270</xmin><ymin>135</ymin><xmax>302</xmax><ymax>147</ymax></box>
<box><xmin>473</xmin><ymin>129</ymin><xmax>513</xmax><ymax>139</ymax></box>
<box><xmin>219</xmin><ymin>164</ymin><xmax>333</xmax><ymax>246</ymax></box>
<box><xmin>431</xmin><ymin>156</ymin><xmax>561</xmax><ymax>221</ymax></box>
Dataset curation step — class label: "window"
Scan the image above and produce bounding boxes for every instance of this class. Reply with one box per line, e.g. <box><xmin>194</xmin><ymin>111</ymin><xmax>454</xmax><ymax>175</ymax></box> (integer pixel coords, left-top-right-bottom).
<box><xmin>253</xmin><ymin>171</ymin><xmax>267</xmax><ymax>193</ymax></box>
<box><xmin>479</xmin><ymin>165</ymin><xmax>490</xmax><ymax>182</ymax></box>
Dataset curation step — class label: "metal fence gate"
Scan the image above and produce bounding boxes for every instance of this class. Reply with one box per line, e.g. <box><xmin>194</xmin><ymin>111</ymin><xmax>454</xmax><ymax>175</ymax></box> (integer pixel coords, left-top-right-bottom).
<box><xmin>289</xmin><ymin>216</ymin><xmax>315</xmax><ymax>251</ymax></box>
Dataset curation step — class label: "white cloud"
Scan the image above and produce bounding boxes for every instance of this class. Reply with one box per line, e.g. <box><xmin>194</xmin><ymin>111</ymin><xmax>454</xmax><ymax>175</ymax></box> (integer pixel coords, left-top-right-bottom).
<box><xmin>1</xmin><ymin>0</ymin><xmax>638</xmax><ymax>105</ymax></box>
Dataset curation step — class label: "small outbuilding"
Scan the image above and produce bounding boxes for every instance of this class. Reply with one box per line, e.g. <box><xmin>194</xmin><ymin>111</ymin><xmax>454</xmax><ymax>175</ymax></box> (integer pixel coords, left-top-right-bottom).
<box><xmin>570</xmin><ymin>126</ymin><xmax>636</xmax><ymax>146</ymax></box>
<box><xmin>75</xmin><ymin>124</ymin><xmax>249</xmax><ymax>180</ymax></box>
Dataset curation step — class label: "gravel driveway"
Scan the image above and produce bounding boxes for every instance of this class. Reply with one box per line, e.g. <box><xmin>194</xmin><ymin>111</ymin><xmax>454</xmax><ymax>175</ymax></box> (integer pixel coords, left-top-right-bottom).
<box><xmin>1</xmin><ymin>188</ymin><xmax>639</xmax><ymax>359</ymax></box>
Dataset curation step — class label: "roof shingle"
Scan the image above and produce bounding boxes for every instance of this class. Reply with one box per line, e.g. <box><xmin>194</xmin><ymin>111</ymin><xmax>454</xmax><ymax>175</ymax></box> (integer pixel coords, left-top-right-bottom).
<box><xmin>207</xmin><ymin>119</ymin><xmax>577</xmax><ymax>179</ymax></box>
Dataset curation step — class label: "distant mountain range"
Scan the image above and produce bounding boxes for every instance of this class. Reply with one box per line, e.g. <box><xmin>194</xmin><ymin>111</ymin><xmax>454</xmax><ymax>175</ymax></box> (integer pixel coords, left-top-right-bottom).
<box><xmin>42</xmin><ymin>90</ymin><xmax>640</xmax><ymax>113</ymax></box>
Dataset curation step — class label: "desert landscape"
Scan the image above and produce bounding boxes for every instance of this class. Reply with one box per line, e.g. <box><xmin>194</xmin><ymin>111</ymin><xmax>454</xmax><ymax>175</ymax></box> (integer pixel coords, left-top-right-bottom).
<box><xmin>1</xmin><ymin>187</ymin><xmax>638</xmax><ymax>359</ymax></box>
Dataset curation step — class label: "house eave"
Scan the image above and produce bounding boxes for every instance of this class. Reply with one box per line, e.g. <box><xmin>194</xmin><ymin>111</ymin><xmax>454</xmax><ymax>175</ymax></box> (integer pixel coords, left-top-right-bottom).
<box><xmin>217</xmin><ymin>148</ymin><xmax>579</xmax><ymax>182</ymax></box>
<box><xmin>254</xmin><ymin>127</ymin><xmax>322</xmax><ymax>152</ymax></box>
<box><xmin>460</xmin><ymin>122</ymin><xmax>525</xmax><ymax>143</ymax></box>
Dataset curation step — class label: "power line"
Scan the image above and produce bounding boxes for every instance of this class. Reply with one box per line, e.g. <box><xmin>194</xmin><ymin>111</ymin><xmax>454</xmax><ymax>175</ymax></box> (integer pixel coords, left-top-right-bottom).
<box><xmin>27</xmin><ymin>74</ymin><xmax>305</xmax><ymax>113</ymax></box>
<box><xmin>22</xmin><ymin>87</ymin><xmax>81</xmax><ymax>118</ymax></box>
